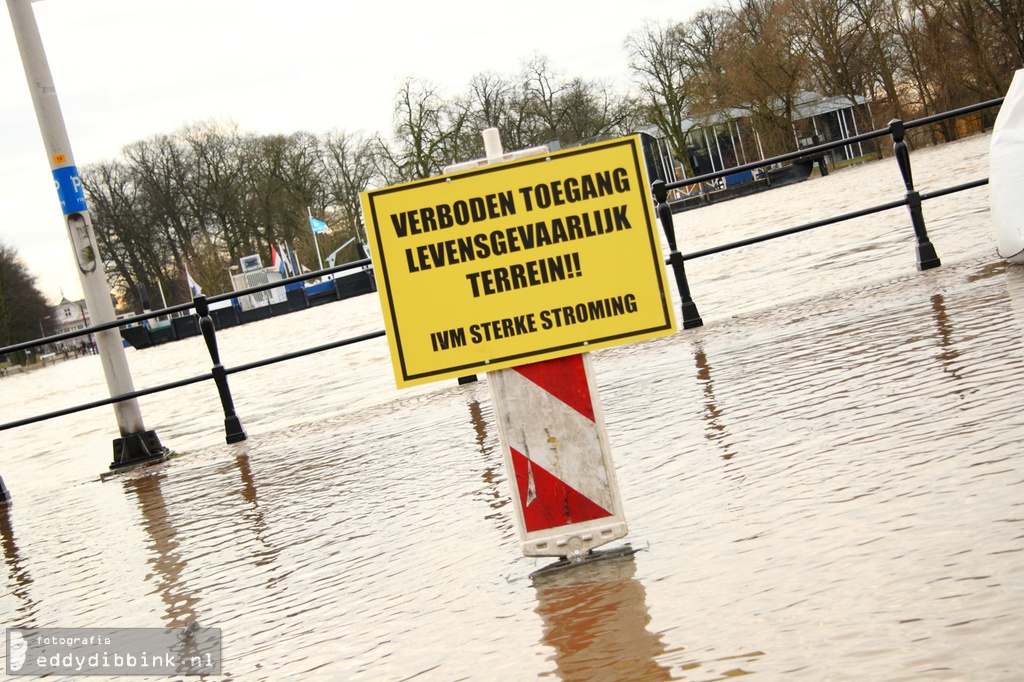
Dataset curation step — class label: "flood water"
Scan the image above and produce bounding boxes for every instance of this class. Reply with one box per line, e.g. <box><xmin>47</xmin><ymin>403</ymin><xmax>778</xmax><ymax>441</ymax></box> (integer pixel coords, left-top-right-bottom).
<box><xmin>2</xmin><ymin>132</ymin><xmax>1022</xmax><ymax>680</ymax></box>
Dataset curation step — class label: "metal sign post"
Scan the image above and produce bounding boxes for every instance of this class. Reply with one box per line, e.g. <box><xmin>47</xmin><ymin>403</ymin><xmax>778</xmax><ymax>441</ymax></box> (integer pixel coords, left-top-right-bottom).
<box><xmin>449</xmin><ymin>131</ymin><xmax>632</xmax><ymax>561</ymax></box>
<box><xmin>362</xmin><ymin>129</ymin><xmax>675</xmax><ymax>564</ymax></box>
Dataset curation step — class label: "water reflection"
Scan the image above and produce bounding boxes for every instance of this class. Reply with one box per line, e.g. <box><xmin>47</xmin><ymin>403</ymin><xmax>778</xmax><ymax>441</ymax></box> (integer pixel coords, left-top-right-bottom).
<box><xmin>467</xmin><ymin>399</ymin><xmax>511</xmax><ymax>529</ymax></box>
<box><xmin>929</xmin><ymin>294</ymin><xmax>963</xmax><ymax>384</ymax></box>
<box><xmin>1004</xmin><ymin>265</ymin><xmax>1024</xmax><ymax>342</ymax></box>
<box><xmin>122</xmin><ymin>472</ymin><xmax>200</xmax><ymax>627</ymax></box>
<box><xmin>533</xmin><ymin>555</ymin><xmax>671</xmax><ymax>682</ymax></box>
<box><xmin>694</xmin><ymin>343</ymin><xmax>738</xmax><ymax>461</ymax></box>
<box><xmin>236</xmin><ymin>447</ymin><xmax>260</xmax><ymax>508</ymax></box>
<box><xmin>0</xmin><ymin>505</ymin><xmax>38</xmax><ymax>623</ymax></box>
<box><xmin>233</xmin><ymin>445</ymin><xmax>281</xmax><ymax>571</ymax></box>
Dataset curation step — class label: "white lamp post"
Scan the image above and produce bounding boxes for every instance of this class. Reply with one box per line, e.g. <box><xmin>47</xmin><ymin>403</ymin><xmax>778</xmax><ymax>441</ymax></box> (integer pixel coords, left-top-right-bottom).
<box><xmin>6</xmin><ymin>0</ymin><xmax>167</xmax><ymax>468</ymax></box>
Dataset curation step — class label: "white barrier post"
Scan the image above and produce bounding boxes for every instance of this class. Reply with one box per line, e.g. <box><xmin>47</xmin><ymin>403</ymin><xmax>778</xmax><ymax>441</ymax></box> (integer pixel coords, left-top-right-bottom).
<box><xmin>447</xmin><ymin>130</ymin><xmax>629</xmax><ymax>563</ymax></box>
<box><xmin>489</xmin><ymin>353</ymin><xmax>629</xmax><ymax>561</ymax></box>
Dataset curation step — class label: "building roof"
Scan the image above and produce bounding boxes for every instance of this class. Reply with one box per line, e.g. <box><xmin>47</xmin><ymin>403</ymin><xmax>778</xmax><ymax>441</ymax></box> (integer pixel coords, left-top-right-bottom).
<box><xmin>678</xmin><ymin>91</ymin><xmax>870</xmax><ymax>134</ymax></box>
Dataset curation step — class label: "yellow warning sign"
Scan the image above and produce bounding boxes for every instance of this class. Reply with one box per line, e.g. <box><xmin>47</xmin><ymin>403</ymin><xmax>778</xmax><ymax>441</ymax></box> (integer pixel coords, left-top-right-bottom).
<box><xmin>361</xmin><ymin>136</ymin><xmax>676</xmax><ymax>387</ymax></box>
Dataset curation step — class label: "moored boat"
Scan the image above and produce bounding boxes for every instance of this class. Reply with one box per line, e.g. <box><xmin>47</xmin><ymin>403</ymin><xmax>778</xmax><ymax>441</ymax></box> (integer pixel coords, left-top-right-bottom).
<box><xmin>668</xmin><ymin>157</ymin><xmax>820</xmax><ymax>213</ymax></box>
<box><xmin>119</xmin><ymin>264</ymin><xmax>375</xmax><ymax>350</ymax></box>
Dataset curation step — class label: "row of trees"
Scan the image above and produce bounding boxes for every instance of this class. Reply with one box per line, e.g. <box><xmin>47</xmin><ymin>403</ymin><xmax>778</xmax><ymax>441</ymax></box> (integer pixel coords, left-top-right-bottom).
<box><xmin>80</xmin><ymin>0</ymin><xmax>1021</xmax><ymax>309</ymax></box>
<box><xmin>84</xmin><ymin>57</ymin><xmax>636</xmax><ymax>308</ymax></box>
<box><xmin>628</xmin><ymin>0</ymin><xmax>1021</xmax><ymax>166</ymax></box>
<box><xmin>84</xmin><ymin>123</ymin><xmax>378</xmax><ymax>308</ymax></box>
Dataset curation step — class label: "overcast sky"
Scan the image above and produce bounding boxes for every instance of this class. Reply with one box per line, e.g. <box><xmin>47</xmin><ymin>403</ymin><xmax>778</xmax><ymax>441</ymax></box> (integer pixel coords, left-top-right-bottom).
<box><xmin>1</xmin><ymin>0</ymin><xmax>700</xmax><ymax>304</ymax></box>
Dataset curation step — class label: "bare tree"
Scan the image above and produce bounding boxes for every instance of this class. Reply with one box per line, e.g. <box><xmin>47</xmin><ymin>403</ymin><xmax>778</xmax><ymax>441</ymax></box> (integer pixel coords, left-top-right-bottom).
<box><xmin>843</xmin><ymin>0</ymin><xmax>905</xmax><ymax>121</ymax></box>
<box><xmin>179</xmin><ymin>121</ymin><xmax>249</xmax><ymax>285</ymax></box>
<box><xmin>76</xmin><ymin>18</ymin><xmax>1021</xmax><ymax>309</ymax></box>
<box><xmin>378</xmin><ymin>78</ymin><xmax>471</xmax><ymax>183</ymax></box>
<box><xmin>322</xmin><ymin>129</ymin><xmax>379</xmax><ymax>250</ymax></box>
<box><xmin>677</xmin><ymin>9</ymin><xmax>734</xmax><ymax>114</ymax></box>
<box><xmin>83</xmin><ymin>159</ymin><xmax>170</xmax><ymax>309</ymax></box>
<box><xmin>628</xmin><ymin>18</ymin><xmax>707</xmax><ymax>175</ymax></box>
<box><xmin>513</xmin><ymin>55</ymin><xmax>635</xmax><ymax>147</ymax></box>
<box><xmin>917</xmin><ymin>0</ymin><xmax>1018</xmax><ymax>103</ymax></box>
<box><xmin>980</xmin><ymin>0</ymin><xmax>1024</xmax><ymax>69</ymax></box>
<box><xmin>722</xmin><ymin>0</ymin><xmax>810</xmax><ymax>155</ymax></box>
<box><xmin>120</xmin><ymin>134</ymin><xmax>197</xmax><ymax>279</ymax></box>
<box><xmin>792</xmin><ymin>0</ymin><xmax>874</xmax><ymax>128</ymax></box>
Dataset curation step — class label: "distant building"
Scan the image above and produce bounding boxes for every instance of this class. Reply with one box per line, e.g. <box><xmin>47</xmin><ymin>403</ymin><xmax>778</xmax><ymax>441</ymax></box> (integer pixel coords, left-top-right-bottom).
<box><xmin>52</xmin><ymin>297</ymin><xmax>95</xmax><ymax>348</ymax></box>
<box><xmin>645</xmin><ymin>91</ymin><xmax>875</xmax><ymax>181</ymax></box>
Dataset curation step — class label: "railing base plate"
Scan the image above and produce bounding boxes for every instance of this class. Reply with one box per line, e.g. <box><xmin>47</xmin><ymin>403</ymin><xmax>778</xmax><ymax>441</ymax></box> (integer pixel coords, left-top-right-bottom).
<box><xmin>529</xmin><ymin>544</ymin><xmax>642</xmax><ymax>579</ymax></box>
<box><xmin>917</xmin><ymin>243</ymin><xmax>941</xmax><ymax>270</ymax></box>
<box><xmin>110</xmin><ymin>430</ymin><xmax>169</xmax><ymax>470</ymax></box>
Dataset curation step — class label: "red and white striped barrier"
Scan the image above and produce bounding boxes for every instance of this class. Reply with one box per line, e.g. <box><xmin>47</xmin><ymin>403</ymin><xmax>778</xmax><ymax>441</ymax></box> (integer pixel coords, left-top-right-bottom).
<box><xmin>489</xmin><ymin>353</ymin><xmax>627</xmax><ymax>558</ymax></box>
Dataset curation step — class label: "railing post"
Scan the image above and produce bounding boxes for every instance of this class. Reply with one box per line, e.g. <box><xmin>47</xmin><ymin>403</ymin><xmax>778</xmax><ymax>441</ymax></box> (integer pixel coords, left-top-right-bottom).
<box><xmin>652</xmin><ymin>180</ymin><xmax>703</xmax><ymax>329</ymax></box>
<box><xmin>194</xmin><ymin>296</ymin><xmax>247</xmax><ymax>444</ymax></box>
<box><xmin>889</xmin><ymin>119</ymin><xmax>941</xmax><ymax>270</ymax></box>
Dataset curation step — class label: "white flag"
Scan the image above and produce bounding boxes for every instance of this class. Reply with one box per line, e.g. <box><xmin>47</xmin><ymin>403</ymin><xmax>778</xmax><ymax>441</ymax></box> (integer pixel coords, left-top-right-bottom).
<box><xmin>186</xmin><ymin>269</ymin><xmax>203</xmax><ymax>297</ymax></box>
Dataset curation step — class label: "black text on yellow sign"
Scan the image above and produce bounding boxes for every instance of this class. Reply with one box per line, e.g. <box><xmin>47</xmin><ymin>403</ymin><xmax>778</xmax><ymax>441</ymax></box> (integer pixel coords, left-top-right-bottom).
<box><xmin>360</xmin><ymin>136</ymin><xmax>677</xmax><ymax>388</ymax></box>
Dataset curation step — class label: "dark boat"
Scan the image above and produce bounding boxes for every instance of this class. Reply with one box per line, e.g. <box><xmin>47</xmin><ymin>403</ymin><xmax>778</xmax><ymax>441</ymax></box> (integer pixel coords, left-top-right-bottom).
<box><xmin>668</xmin><ymin>156</ymin><xmax>821</xmax><ymax>213</ymax></box>
<box><xmin>119</xmin><ymin>265</ymin><xmax>376</xmax><ymax>350</ymax></box>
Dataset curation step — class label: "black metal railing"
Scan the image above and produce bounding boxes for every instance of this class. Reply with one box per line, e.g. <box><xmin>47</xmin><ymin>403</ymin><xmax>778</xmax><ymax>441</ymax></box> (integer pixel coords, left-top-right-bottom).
<box><xmin>653</xmin><ymin>98</ymin><xmax>1003</xmax><ymax>329</ymax></box>
<box><xmin>0</xmin><ymin>99</ymin><xmax>1005</xmax><ymax>458</ymax></box>
<box><xmin>0</xmin><ymin>258</ymin><xmax>384</xmax><ymax>442</ymax></box>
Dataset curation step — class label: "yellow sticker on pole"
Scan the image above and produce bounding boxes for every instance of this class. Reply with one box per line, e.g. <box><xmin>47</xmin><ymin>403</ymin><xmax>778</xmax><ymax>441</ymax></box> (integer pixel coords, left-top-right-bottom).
<box><xmin>361</xmin><ymin>136</ymin><xmax>676</xmax><ymax>387</ymax></box>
